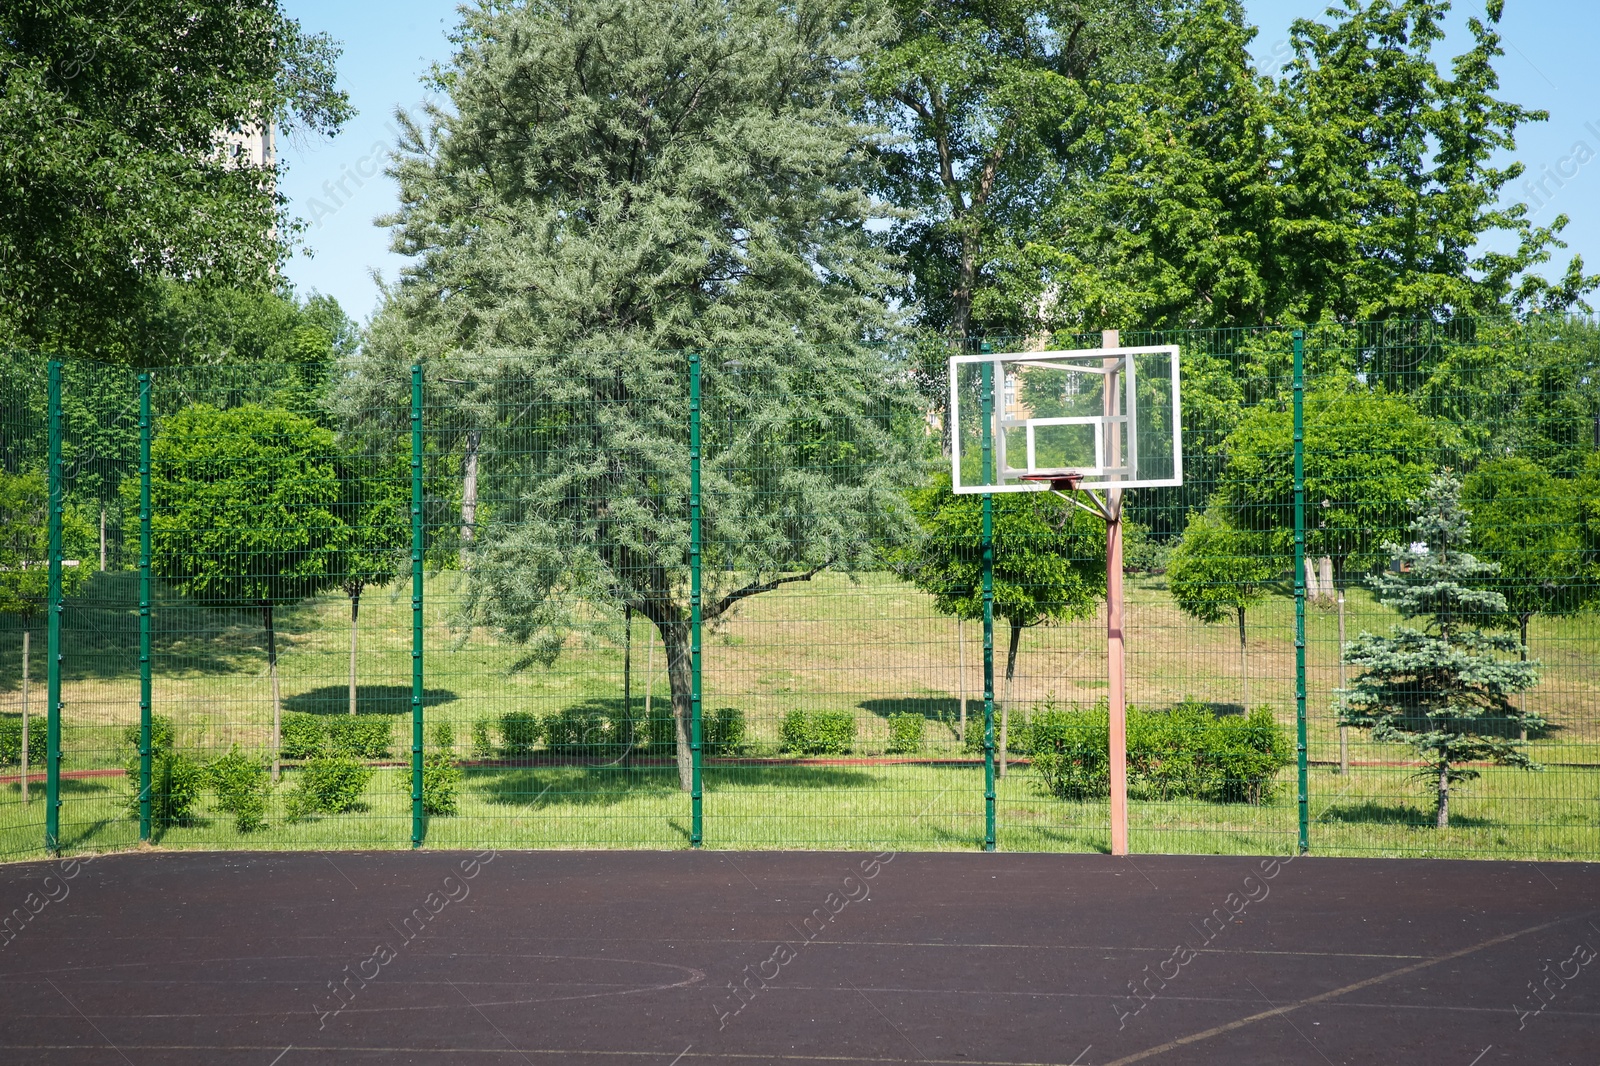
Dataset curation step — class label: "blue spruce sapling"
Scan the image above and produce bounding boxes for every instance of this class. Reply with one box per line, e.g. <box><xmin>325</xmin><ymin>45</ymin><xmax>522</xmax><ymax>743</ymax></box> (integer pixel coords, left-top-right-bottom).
<box><xmin>1339</xmin><ymin>474</ymin><xmax>1542</xmax><ymax>828</ymax></box>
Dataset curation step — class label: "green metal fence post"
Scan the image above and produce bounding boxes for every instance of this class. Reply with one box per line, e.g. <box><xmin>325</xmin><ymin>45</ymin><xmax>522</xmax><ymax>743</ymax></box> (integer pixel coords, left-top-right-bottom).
<box><xmin>1292</xmin><ymin>329</ymin><xmax>1309</xmax><ymax>854</ymax></box>
<box><xmin>980</xmin><ymin>360</ymin><xmax>997</xmax><ymax>853</ymax></box>
<box><xmin>138</xmin><ymin>372</ymin><xmax>153</xmax><ymax>842</ymax></box>
<box><xmin>689</xmin><ymin>352</ymin><xmax>704</xmax><ymax>848</ymax></box>
<box><xmin>45</xmin><ymin>361</ymin><xmax>63</xmax><ymax>854</ymax></box>
<box><xmin>411</xmin><ymin>364</ymin><xmax>425</xmax><ymax>848</ymax></box>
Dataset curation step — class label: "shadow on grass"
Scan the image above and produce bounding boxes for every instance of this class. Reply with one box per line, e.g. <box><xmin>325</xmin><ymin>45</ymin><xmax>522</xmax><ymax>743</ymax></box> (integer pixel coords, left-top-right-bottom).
<box><xmin>284</xmin><ymin>685</ymin><xmax>459</xmax><ymax>716</ymax></box>
<box><xmin>471</xmin><ymin>765</ymin><xmax>681</xmax><ymax>809</ymax></box>
<box><xmin>704</xmin><ymin>765</ymin><xmax>880</xmax><ymax>790</ymax></box>
<box><xmin>859</xmin><ymin>697</ymin><xmax>962</xmax><ymax>723</ymax></box>
<box><xmin>1320</xmin><ymin>801</ymin><xmax>1491</xmax><ymax>829</ymax></box>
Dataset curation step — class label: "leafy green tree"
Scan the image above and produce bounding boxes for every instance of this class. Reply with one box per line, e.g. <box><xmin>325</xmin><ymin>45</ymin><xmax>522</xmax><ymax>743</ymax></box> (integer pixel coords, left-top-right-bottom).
<box><xmin>896</xmin><ymin>477</ymin><xmax>1105</xmax><ymax>767</ymax></box>
<box><xmin>1166</xmin><ymin>509</ymin><xmax>1276</xmax><ymax>709</ymax></box>
<box><xmin>0</xmin><ymin>471</ymin><xmax>92</xmax><ymax>800</ymax></box>
<box><xmin>1463</xmin><ymin>458</ymin><xmax>1585</xmax><ymax>656</ymax></box>
<box><xmin>374</xmin><ymin>0</ymin><xmax>920</xmax><ymax>790</ymax></box>
<box><xmin>1339</xmin><ymin>474</ymin><xmax>1540</xmax><ymax>828</ymax></box>
<box><xmin>332</xmin><ymin>441</ymin><xmax>410</xmax><ymax>715</ymax></box>
<box><xmin>1030</xmin><ymin>0</ymin><xmax>1594</xmax><ymax>330</ymax></box>
<box><xmin>148</xmin><ymin>404</ymin><xmax>343</xmax><ymax>780</ymax></box>
<box><xmin>1221</xmin><ymin>388</ymin><xmax>1444</xmax><ymax>584</ymax></box>
<box><xmin>0</xmin><ymin>1</ymin><xmax>351</xmax><ymax>358</ymax></box>
<box><xmin>862</xmin><ymin>0</ymin><xmax>1159</xmax><ymax>367</ymax></box>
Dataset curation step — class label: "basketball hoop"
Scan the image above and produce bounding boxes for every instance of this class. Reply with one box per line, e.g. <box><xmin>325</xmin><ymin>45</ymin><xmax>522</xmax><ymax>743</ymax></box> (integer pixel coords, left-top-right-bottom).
<box><xmin>1018</xmin><ymin>473</ymin><xmax>1084</xmax><ymax>492</ymax></box>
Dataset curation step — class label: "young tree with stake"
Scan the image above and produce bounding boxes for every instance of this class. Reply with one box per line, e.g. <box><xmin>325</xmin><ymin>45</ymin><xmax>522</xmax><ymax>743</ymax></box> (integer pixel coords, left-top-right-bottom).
<box><xmin>1167</xmin><ymin>509</ymin><xmax>1276</xmax><ymax>711</ymax></box>
<box><xmin>147</xmin><ymin>405</ymin><xmax>342</xmax><ymax>781</ymax></box>
<box><xmin>1339</xmin><ymin>474</ymin><xmax>1541</xmax><ymax>829</ymax></box>
<box><xmin>332</xmin><ymin>442</ymin><xmax>410</xmax><ymax>714</ymax></box>
<box><xmin>896</xmin><ymin>477</ymin><xmax>1105</xmax><ymax>773</ymax></box>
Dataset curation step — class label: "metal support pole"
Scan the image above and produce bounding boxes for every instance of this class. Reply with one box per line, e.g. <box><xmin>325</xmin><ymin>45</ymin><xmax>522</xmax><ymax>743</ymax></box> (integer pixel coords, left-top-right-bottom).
<box><xmin>45</xmin><ymin>361</ymin><xmax>63</xmax><ymax>854</ymax></box>
<box><xmin>1293</xmin><ymin>330</ymin><xmax>1309</xmax><ymax>854</ymax></box>
<box><xmin>410</xmin><ymin>365</ymin><xmax>425</xmax><ymax>848</ymax></box>
<box><xmin>689</xmin><ymin>353</ymin><xmax>704</xmax><ymax>848</ymax></box>
<box><xmin>138</xmin><ymin>373</ymin><xmax>153</xmax><ymax>842</ymax></box>
<box><xmin>1103</xmin><ymin>329</ymin><xmax>1128</xmax><ymax>857</ymax></box>
<box><xmin>980</xmin><ymin>361</ymin><xmax>997</xmax><ymax>852</ymax></box>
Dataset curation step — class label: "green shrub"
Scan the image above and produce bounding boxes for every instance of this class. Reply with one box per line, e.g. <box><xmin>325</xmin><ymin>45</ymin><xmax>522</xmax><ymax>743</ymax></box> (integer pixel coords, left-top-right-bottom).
<box><xmin>885</xmin><ymin>713</ymin><xmax>924</xmax><ymax>755</ymax></box>
<box><xmin>399</xmin><ymin>723</ymin><xmax>464</xmax><ymax>816</ymax></box>
<box><xmin>1029</xmin><ymin>703</ymin><xmax>1110</xmax><ymax>800</ymax></box>
<box><xmin>961</xmin><ymin>706</ymin><xmax>1028</xmax><ymax>754</ymax></box>
<box><xmin>327</xmin><ymin>714</ymin><xmax>393</xmax><ymax>759</ymax></box>
<box><xmin>780</xmin><ymin>709</ymin><xmax>856</xmax><ymax>756</ymax></box>
<box><xmin>545</xmin><ymin>706</ymin><xmax>614</xmax><ymax>755</ymax></box>
<box><xmin>149</xmin><ymin>750</ymin><xmax>205</xmax><ymax>829</ymax></box>
<box><xmin>705</xmin><ymin>707</ymin><xmax>746</xmax><ymax>756</ymax></box>
<box><xmin>280</xmin><ymin>712</ymin><xmax>327</xmax><ymax>759</ymax></box>
<box><xmin>208</xmin><ymin>746</ymin><xmax>269</xmax><ymax>832</ymax></box>
<box><xmin>1208</xmin><ymin>708</ymin><xmax>1294</xmax><ymax>804</ymax></box>
<box><xmin>285</xmin><ymin>757</ymin><xmax>372</xmax><ymax>821</ymax></box>
<box><xmin>471</xmin><ymin>716</ymin><xmax>496</xmax><ymax>759</ymax></box>
<box><xmin>421</xmin><ymin>752</ymin><xmax>461</xmax><ymax>814</ymax></box>
<box><xmin>1028</xmin><ymin>699</ymin><xmax>1291</xmax><ymax>805</ymax></box>
<box><xmin>120</xmin><ymin>715</ymin><xmax>201</xmax><ymax>829</ymax></box>
<box><xmin>0</xmin><ymin>716</ymin><xmax>46</xmax><ymax>767</ymax></box>
<box><xmin>498</xmin><ymin>711</ymin><xmax>543</xmax><ymax>757</ymax></box>
<box><xmin>639</xmin><ymin>702</ymin><xmax>677</xmax><ymax>754</ymax></box>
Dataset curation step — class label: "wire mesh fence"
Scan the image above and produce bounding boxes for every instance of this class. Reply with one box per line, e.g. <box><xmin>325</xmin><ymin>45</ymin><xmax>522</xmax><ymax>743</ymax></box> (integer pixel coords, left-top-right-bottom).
<box><xmin>1</xmin><ymin>318</ymin><xmax>1596</xmax><ymax>861</ymax></box>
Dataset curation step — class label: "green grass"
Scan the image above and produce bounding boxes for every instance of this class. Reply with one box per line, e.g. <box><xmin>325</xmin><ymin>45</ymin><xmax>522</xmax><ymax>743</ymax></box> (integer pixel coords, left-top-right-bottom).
<box><xmin>0</xmin><ymin>568</ymin><xmax>1595</xmax><ymax>863</ymax></box>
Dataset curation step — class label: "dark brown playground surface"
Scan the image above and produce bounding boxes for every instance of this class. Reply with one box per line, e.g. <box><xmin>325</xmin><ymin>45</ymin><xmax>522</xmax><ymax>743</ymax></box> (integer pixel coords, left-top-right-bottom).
<box><xmin>0</xmin><ymin>850</ymin><xmax>1595</xmax><ymax>1065</ymax></box>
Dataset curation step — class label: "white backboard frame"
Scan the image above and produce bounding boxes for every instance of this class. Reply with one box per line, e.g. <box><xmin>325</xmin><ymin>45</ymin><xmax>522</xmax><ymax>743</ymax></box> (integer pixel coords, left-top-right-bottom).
<box><xmin>948</xmin><ymin>345</ymin><xmax>1182</xmax><ymax>494</ymax></box>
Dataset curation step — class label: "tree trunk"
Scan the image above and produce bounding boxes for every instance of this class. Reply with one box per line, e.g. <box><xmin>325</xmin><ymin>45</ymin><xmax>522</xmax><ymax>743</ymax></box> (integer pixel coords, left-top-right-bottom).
<box><xmin>1236</xmin><ymin>605</ymin><xmax>1248</xmax><ymax>712</ymax></box>
<box><xmin>99</xmin><ymin>507</ymin><xmax>106</xmax><ymax>571</ymax></box>
<box><xmin>1518</xmin><ymin>612</ymin><xmax>1531</xmax><ymax>742</ymax></box>
<box><xmin>1436</xmin><ymin>766</ymin><xmax>1450</xmax><ymax>829</ymax></box>
<box><xmin>957</xmin><ymin>617</ymin><xmax>967</xmax><ymax>743</ymax></box>
<box><xmin>459</xmin><ymin>428</ymin><xmax>481</xmax><ymax>566</ymax></box>
<box><xmin>266</xmin><ymin>604</ymin><xmax>282</xmax><ymax>783</ymax></box>
<box><xmin>20</xmin><ymin>629</ymin><xmax>29</xmax><ymax>805</ymax></box>
<box><xmin>999</xmin><ymin>621</ymin><xmax>1022</xmax><ymax>778</ymax></box>
<box><xmin>659</xmin><ymin>620</ymin><xmax>694</xmax><ymax>792</ymax></box>
<box><xmin>348</xmin><ymin>589</ymin><xmax>361</xmax><ymax>715</ymax></box>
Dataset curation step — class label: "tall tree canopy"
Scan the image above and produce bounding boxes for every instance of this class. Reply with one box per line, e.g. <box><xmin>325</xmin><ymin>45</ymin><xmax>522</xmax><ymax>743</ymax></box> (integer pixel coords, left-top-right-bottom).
<box><xmin>864</xmin><ymin>0</ymin><xmax>1160</xmax><ymax>342</ymax></box>
<box><xmin>0</xmin><ymin>0</ymin><xmax>350</xmax><ymax>357</ymax></box>
<box><xmin>901</xmin><ymin>0</ymin><xmax>1595</xmax><ymax>333</ymax></box>
<box><xmin>372</xmin><ymin>0</ymin><xmax>922</xmax><ymax>789</ymax></box>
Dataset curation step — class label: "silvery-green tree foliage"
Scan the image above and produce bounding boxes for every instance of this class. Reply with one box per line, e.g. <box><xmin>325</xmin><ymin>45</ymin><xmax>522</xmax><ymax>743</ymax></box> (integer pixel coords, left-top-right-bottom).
<box><xmin>369</xmin><ymin>0</ymin><xmax>921</xmax><ymax>788</ymax></box>
<box><xmin>1339</xmin><ymin>474</ymin><xmax>1541</xmax><ymax>829</ymax></box>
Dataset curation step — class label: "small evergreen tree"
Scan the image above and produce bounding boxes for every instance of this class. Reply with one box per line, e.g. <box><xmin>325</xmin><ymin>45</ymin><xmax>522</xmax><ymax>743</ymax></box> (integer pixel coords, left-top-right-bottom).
<box><xmin>1339</xmin><ymin>474</ymin><xmax>1541</xmax><ymax>828</ymax></box>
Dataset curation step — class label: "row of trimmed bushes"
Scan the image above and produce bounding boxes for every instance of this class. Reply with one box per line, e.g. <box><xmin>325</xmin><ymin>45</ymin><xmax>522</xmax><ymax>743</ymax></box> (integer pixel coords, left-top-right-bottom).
<box><xmin>1029</xmin><ymin>701</ymin><xmax>1292</xmax><ymax>805</ymax></box>
<box><xmin>280</xmin><ymin>712</ymin><xmax>395</xmax><ymax>760</ymax></box>
<box><xmin>123</xmin><ymin>717</ymin><xmax>460</xmax><ymax>833</ymax></box>
<box><xmin>473</xmin><ymin>706</ymin><xmax>930</xmax><ymax>759</ymax></box>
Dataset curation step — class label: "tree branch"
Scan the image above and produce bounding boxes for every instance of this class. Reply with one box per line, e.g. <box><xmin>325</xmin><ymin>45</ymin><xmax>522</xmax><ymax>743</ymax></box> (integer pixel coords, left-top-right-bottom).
<box><xmin>705</xmin><ymin>561</ymin><xmax>832</xmax><ymax>621</ymax></box>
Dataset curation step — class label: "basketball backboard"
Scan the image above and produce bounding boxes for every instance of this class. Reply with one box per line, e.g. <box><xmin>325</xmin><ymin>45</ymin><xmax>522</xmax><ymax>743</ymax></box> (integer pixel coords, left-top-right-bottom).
<box><xmin>948</xmin><ymin>346</ymin><xmax>1181</xmax><ymax>493</ymax></box>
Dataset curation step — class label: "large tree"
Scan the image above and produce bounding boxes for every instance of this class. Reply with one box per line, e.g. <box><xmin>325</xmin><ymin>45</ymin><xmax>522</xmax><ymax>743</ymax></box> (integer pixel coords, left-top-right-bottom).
<box><xmin>862</xmin><ymin>0</ymin><xmax>1159</xmax><ymax>347</ymax></box>
<box><xmin>1339</xmin><ymin>474</ymin><xmax>1540</xmax><ymax>828</ymax></box>
<box><xmin>1220</xmin><ymin>387</ymin><xmax>1444</xmax><ymax>584</ymax></box>
<box><xmin>1010</xmin><ymin>0</ymin><xmax>1595</xmax><ymax>331</ymax></box>
<box><xmin>148</xmin><ymin>404</ymin><xmax>343</xmax><ymax>781</ymax></box>
<box><xmin>372</xmin><ymin>0</ymin><xmax>921</xmax><ymax>790</ymax></box>
<box><xmin>0</xmin><ymin>1</ymin><xmax>351</xmax><ymax>358</ymax></box>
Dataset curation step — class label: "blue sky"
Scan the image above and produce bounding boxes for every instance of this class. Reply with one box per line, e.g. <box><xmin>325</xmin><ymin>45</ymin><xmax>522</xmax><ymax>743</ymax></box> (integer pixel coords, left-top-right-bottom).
<box><xmin>277</xmin><ymin>0</ymin><xmax>1600</xmax><ymax>324</ymax></box>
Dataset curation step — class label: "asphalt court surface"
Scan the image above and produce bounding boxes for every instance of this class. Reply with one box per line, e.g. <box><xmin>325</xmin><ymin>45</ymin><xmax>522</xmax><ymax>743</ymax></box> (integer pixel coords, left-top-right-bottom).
<box><xmin>0</xmin><ymin>849</ymin><xmax>1594</xmax><ymax>1064</ymax></box>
